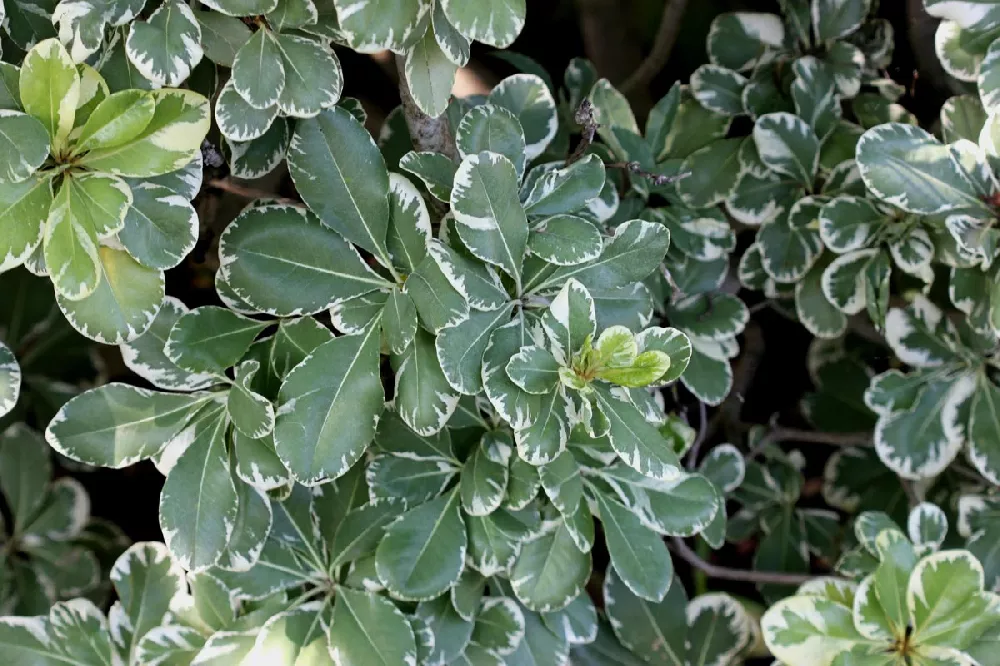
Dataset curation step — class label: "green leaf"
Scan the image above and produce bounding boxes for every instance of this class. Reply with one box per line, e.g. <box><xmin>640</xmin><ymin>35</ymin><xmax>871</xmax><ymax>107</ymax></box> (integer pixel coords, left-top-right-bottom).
<box><xmin>416</xmin><ymin>593</ymin><xmax>474</xmax><ymax>663</ymax></box>
<box><xmin>166</xmin><ymin>305</ymin><xmax>267</xmax><ymax>375</ymax></box>
<box><xmin>43</xmin><ymin>179</ymin><xmax>102</xmax><ymax>301</ymax></box>
<box><xmin>818</xmin><ymin>195</ymin><xmax>882</xmax><ymax>253</ymax></box>
<box><xmin>484</xmin><ymin>321</ymin><xmax>541</xmax><ymax>431</ymax></box>
<box><xmin>218</xmin><ymin>203</ymin><xmax>392</xmax><ymax>317</ymax></box>
<box><xmin>274</xmin><ymin>323</ymin><xmax>384</xmax><ymax>484</ymax></box>
<box><xmin>120</xmin><ymin>297</ymin><xmax>216</xmax><ymax>391</ymax></box>
<box><xmin>690</xmin><ymin>64</ymin><xmax>747</xmax><ymax>116</ymax></box>
<box><xmin>539</xmin><ymin>450</ymin><xmax>583</xmax><ymax>517</ymax></box>
<box><xmin>925</xmin><ymin>0</ymin><xmax>1000</xmax><ymax>33</ymax></box>
<box><xmin>522</xmin><ymin>155</ymin><xmax>605</xmax><ymax>217</ymax></box>
<box><xmin>857</xmin><ymin>123</ymin><xmax>989</xmax><ymax>215</ymax></box>
<box><xmin>399</xmin><ymin>150</ymin><xmax>457</xmax><ymax>203</ymax></box>
<box><xmin>792</xmin><ymin>55</ymin><xmax>841</xmax><ymax>141</ymax></box>
<box><xmin>19</xmin><ymin>38</ymin><xmax>78</xmax><ymax>152</ymax></box>
<box><xmin>541</xmin><ymin>277</ymin><xmax>596</xmax><ymax>366</ymax></box>
<box><xmin>245</xmin><ymin>603</ymin><xmax>330</xmax><ymax>662</ymax></box>
<box><xmin>667</xmin><ymin>293</ymin><xmax>748</xmax><ymax>341</ymax></box>
<box><xmin>227</xmin><ymin>360</ymin><xmax>274</xmax><ymax>439</ymax></box>
<box><xmin>757</xmin><ymin>197</ymin><xmax>824</xmax><ymax>283</ymax></box>
<box><xmin>0</xmin><ymin>175</ymin><xmax>51</xmax><ymax>272</ymax></box>
<box><xmin>527</xmin><ymin>215</ymin><xmax>603</xmax><ymax>268</ymax></box>
<box><xmin>227</xmin><ymin>118</ymin><xmax>291</xmax><ymax>179</ymax></box>
<box><xmin>489</xmin><ymin>73</ymin><xmax>558</xmax><ymax>160</ymax></box>
<box><xmin>874</xmin><ymin>374</ymin><xmax>973</xmax><ymax>480</ymax></box>
<box><xmin>274</xmin><ymin>33</ymin><xmax>343</xmax><ymax>118</ymax></box>
<box><xmin>233</xmin><ymin>431</ymin><xmax>291</xmax><ymax>492</ymax></box>
<box><xmin>405</xmin><ymin>28</ymin><xmax>458</xmax><ymax>117</ymax></box>
<box><xmin>538</xmin><ymin>219</ymin><xmax>670</xmax><ymax>292</ymax></box>
<box><xmin>329</xmin><ymin>587</ymin><xmax>418</xmax><ymax>666</ymax></box>
<box><xmin>216</xmin><ymin>478</ymin><xmax>272</xmax><ymax>571</ymax></box>
<box><xmin>761</xmin><ymin>591</ymin><xmax>870</xmax><ymax>663</ymax></box>
<box><xmin>909</xmin><ymin>502</ymin><xmax>948</xmax><ymax>554</ymax></box>
<box><xmin>451</xmin><ymin>151</ymin><xmax>528</xmax><ymax>289</ymax></box>
<box><xmin>381</xmin><ymin>288</ymin><xmax>416</xmax><ymax>355</ymax></box>
<box><xmin>194</xmin><ymin>9</ymin><xmax>251</xmax><ymax>67</ymax></box>
<box><xmin>511</xmin><ymin>519</ymin><xmax>591</xmax><ymax>612</ymax></box>
<box><xmin>0</xmin><ymin>348</ymin><xmax>18</xmax><ymax>422</ymax></box>
<box><xmin>400</xmin><ymin>249</ymin><xmax>469</xmax><ymax>332</ymax></box>
<box><xmin>604</xmin><ymin>567</ymin><xmax>686</xmax><ymax>664</ymax></box>
<box><xmin>473</xmin><ymin>597</ymin><xmax>525</xmax><ymax>655</ymax></box>
<box><xmin>54</xmin><ymin>246</ymin><xmax>164</xmax><ymax>344</ymax></box>
<box><xmin>969</xmin><ymin>376</ymin><xmax>1000</xmax><ymax>484</ymax></box>
<box><xmin>393</xmin><ymin>328</ymin><xmax>460</xmax><ymax>436</ymax></box>
<box><xmin>45</xmin><ymin>382</ymin><xmax>203</xmax><ymax>468</ymax></box>
<box><xmin>437</xmin><ymin>304</ymin><xmax>515</xmax><ymax>396</ymax></box>
<box><xmin>386</xmin><ymin>172</ymin><xmax>432</xmax><ymax>271</ymax></box>
<box><xmin>231</xmin><ymin>28</ymin><xmax>285</xmax><ymax>110</ymax></box>
<box><xmin>506</xmin><ymin>346</ymin><xmax>561</xmax><ymax>395</ymax></box>
<box><xmin>635</xmin><ymin>327</ymin><xmax>692</xmax><ymax>386</ymax></box>
<box><xmin>466</xmin><ymin>507</ymin><xmax>535</xmax><ymax>576</ymax></box>
<box><xmin>434</xmin><ymin>239</ymin><xmax>509</xmax><ymax>312</ymax></box>
<box><xmin>110</xmin><ymin>542</ymin><xmax>187</xmax><ymax>660</ymax></box>
<box><xmin>370</xmin><ymin>449</ymin><xmax>452</xmax><ymax>506</ymax></box>
<box><xmin>754</xmin><ymin>112</ymin><xmax>820</xmax><ymax>186</ymax></box>
<box><xmin>813</xmin><ymin>0</ymin><xmax>869</xmax><ymax>42</ymax></box>
<box><xmin>707</xmin><ymin>12</ymin><xmax>785</xmax><ymax>71</ymax></box>
<box><xmin>909</xmin><ymin>550</ymin><xmax>1000</xmax><ymax>650</ymax></box>
<box><xmin>0</xmin><ymin>424</ymin><xmax>50</xmax><ymax>532</ymax></box>
<box><xmin>78</xmin><ymin>89</ymin><xmax>210</xmax><ymax>178</ymax></box>
<box><xmin>515</xmin><ymin>388</ymin><xmax>569</xmax><ymax>465</ymax></box>
<box><xmin>261</xmin><ymin>0</ymin><xmax>317</xmax><ymax>31</ymax></box>
<box><xmin>594</xmin><ymin>385</ymin><xmax>682</xmax><ymax>482</ymax></box>
<box><xmin>676</xmin><ymin>137</ymin><xmax>743</xmax><ymax>208</ymax></box>
<box><xmin>461</xmin><ymin>432</ymin><xmax>512</xmax><ymax>516</ymax></box>
<box><xmin>332</xmin><ymin>0</ymin><xmax>426</xmax><ymax>52</ymax></box>
<box><xmin>796</xmin><ymin>255</ymin><xmax>848</xmax><ymax>338</ymax></box>
<box><xmin>72</xmin><ymin>89</ymin><xmax>153</xmax><ymax>155</ymax></box>
<box><xmin>456</xmin><ymin>105</ymin><xmax>527</xmax><ymax>180</ymax></box>
<box><xmin>542</xmin><ymin>594</ymin><xmax>597</xmax><ymax>646</ymax></box>
<box><xmin>684</xmin><ymin>593</ymin><xmax>754</xmax><ymax>665</ymax></box>
<box><xmin>125</xmin><ymin>0</ymin><xmax>203</xmax><ymax>87</ymax></box>
<box><xmin>432</xmin><ymin>0</ymin><xmax>470</xmax><ymax>65</ymax></box>
<box><xmin>119</xmin><ymin>182</ymin><xmax>198</xmax><ymax>271</ymax></box>
<box><xmin>375</xmin><ymin>487</ymin><xmax>467</xmax><ymax>600</ymax></box>
<box><xmin>821</xmin><ymin>248</ymin><xmax>879</xmax><ymax>314</ymax></box>
<box><xmin>215</xmin><ymin>79</ymin><xmax>278</xmax><ymax>143</ymax></box>
<box><xmin>287</xmin><ymin>106</ymin><xmax>392</xmax><ymax>263</ymax></box>
<box><xmin>159</xmin><ymin>406</ymin><xmax>238</xmax><ymax>570</ymax></box>
<box><xmin>594</xmin><ymin>490</ymin><xmax>673</xmax><ymax>602</ymax></box>
<box><xmin>441</xmin><ymin>0</ymin><xmax>525</xmax><ymax>48</ymax></box>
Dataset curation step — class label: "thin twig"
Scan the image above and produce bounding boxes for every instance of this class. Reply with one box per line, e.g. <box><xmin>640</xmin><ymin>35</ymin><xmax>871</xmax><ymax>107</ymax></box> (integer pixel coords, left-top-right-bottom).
<box><xmin>765</xmin><ymin>427</ymin><xmax>873</xmax><ymax>448</ymax></box>
<box><xmin>747</xmin><ymin>425</ymin><xmax>873</xmax><ymax>462</ymax></box>
<box><xmin>606</xmin><ymin>161</ymin><xmax>689</xmax><ymax>186</ymax></box>
<box><xmin>670</xmin><ymin>537</ymin><xmax>828</xmax><ymax>585</ymax></box>
<box><xmin>685</xmin><ymin>401</ymin><xmax>709</xmax><ymax>470</ymax></box>
<box><xmin>205</xmin><ymin>178</ymin><xmax>298</xmax><ymax>205</ymax></box>
<box><xmin>704</xmin><ymin>322</ymin><xmax>764</xmax><ymax>445</ymax></box>
<box><xmin>900</xmin><ymin>479</ymin><xmax>921</xmax><ymax>509</ymax></box>
<box><xmin>620</xmin><ymin>0</ymin><xmax>691</xmax><ymax>95</ymax></box>
<box><xmin>394</xmin><ymin>55</ymin><xmax>459</xmax><ymax>160</ymax></box>
<box><xmin>566</xmin><ymin>100</ymin><xmax>598</xmax><ymax>166</ymax></box>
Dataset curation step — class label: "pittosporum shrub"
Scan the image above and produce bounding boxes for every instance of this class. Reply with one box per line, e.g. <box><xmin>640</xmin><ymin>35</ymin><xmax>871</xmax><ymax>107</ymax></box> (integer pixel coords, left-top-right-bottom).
<box><xmin>2</xmin><ymin>0</ymin><xmax>1000</xmax><ymax>664</ymax></box>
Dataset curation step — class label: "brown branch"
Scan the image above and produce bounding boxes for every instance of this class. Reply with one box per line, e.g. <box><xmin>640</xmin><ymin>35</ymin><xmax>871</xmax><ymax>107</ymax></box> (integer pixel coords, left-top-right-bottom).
<box><xmin>671</xmin><ymin>537</ymin><xmax>830</xmax><ymax>585</ymax></box>
<box><xmin>703</xmin><ymin>321</ymin><xmax>764</xmax><ymax>445</ymax></box>
<box><xmin>685</xmin><ymin>400</ymin><xmax>709</xmax><ymax>470</ymax></box>
<box><xmin>765</xmin><ymin>427</ymin><xmax>873</xmax><ymax>448</ymax></box>
<box><xmin>205</xmin><ymin>178</ymin><xmax>298</xmax><ymax>205</ymax></box>
<box><xmin>394</xmin><ymin>56</ymin><xmax>458</xmax><ymax>160</ymax></box>
<box><xmin>620</xmin><ymin>0</ymin><xmax>690</xmax><ymax>95</ymax></box>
